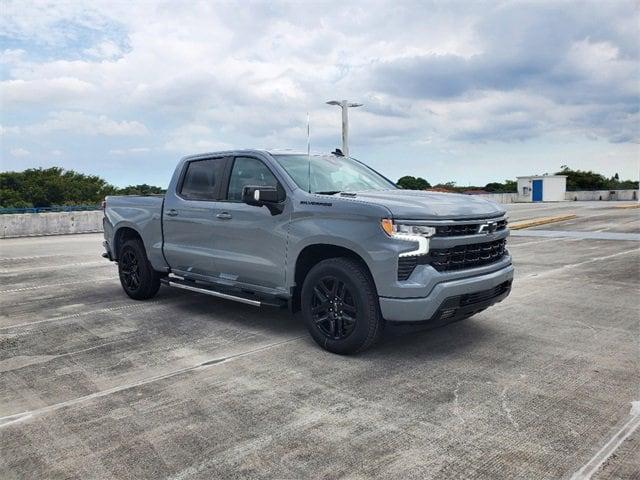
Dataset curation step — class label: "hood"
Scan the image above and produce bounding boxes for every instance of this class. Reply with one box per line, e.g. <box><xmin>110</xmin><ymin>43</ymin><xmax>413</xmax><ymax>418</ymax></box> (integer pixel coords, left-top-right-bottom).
<box><xmin>347</xmin><ymin>189</ymin><xmax>505</xmax><ymax>220</ymax></box>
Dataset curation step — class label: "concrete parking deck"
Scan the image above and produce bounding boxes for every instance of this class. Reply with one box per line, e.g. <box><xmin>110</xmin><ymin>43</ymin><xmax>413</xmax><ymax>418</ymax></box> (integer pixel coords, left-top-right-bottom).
<box><xmin>0</xmin><ymin>202</ymin><xmax>638</xmax><ymax>479</ymax></box>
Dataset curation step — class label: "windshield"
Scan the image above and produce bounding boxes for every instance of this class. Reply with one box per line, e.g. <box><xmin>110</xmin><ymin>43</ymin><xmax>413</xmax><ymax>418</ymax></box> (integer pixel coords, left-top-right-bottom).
<box><xmin>273</xmin><ymin>154</ymin><xmax>396</xmax><ymax>194</ymax></box>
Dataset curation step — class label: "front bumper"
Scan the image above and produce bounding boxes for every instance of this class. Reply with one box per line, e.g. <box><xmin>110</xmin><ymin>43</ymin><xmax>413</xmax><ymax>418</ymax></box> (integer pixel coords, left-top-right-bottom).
<box><xmin>379</xmin><ymin>263</ymin><xmax>514</xmax><ymax>322</ymax></box>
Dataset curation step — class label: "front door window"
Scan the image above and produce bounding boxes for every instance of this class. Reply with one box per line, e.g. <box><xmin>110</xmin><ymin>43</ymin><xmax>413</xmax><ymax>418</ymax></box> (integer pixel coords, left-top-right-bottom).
<box><xmin>227</xmin><ymin>157</ymin><xmax>279</xmax><ymax>201</ymax></box>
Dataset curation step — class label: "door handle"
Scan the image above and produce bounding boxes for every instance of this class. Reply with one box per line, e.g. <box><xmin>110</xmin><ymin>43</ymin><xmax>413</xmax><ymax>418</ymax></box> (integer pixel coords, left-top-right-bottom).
<box><xmin>216</xmin><ymin>212</ymin><xmax>232</xmax><ymax>220</ymax></box>
<box><xmin>166</xmin><ymin>209</ymin><xmax>178</xmax><ymax>217</ymax></box>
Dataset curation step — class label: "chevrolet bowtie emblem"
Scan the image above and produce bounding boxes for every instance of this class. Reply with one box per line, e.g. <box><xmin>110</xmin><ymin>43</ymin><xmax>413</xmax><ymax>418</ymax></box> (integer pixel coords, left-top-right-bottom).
<box><xmin>478</xmin><ymin>222</ymin><xmax>497</xmax><ymax>234</ymax></box>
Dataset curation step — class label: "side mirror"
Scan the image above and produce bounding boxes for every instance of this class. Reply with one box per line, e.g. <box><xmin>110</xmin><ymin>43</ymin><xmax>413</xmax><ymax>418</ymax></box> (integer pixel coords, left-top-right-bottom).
<box><xmin>242</xmin><ymin>185</ymin><xmax>279</xmax><ymax>204</ymax></box>
<box><xmin>242</xmin><ymin>185</ymin><xmax>284</xmax><ymax>215</ymax></box>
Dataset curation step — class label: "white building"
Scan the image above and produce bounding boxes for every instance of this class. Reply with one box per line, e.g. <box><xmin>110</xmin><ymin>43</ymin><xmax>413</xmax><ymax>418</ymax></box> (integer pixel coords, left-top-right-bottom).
<box><xmin>516</xmin><ymin>175</ymin><xmax>567</xmax><ymax>202</ymax></box>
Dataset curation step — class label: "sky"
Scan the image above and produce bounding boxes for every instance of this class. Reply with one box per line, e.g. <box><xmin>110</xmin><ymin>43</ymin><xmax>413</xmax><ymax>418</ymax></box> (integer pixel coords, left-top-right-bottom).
<box><xmin>1</xmin><ymin>0</ymin><xmax>639</xmax><ymax>188</ymax></box>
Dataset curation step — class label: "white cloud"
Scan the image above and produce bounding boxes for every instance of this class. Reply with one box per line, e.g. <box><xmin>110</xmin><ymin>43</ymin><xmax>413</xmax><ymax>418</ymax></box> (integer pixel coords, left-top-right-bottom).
<box><xmin>1</xmin><ymin>0</ymin><xmax>638</xmax><ymax>182</ymax></box>
<box><xmin>10</xmin><ymin>147</ymin><xmax>30</xmax><ymax>157</ymax></box>
<box><xmin>25</xmin><ymin>111</ymin><xmax>148</xmax><ymax>136</ymax></box>
<box><xmin>0</xmin><ymin>48</ymin><xmax>26</xmax><ymax>64</ymax></box>
<box><xmin>163</xmin><ymin>124</ymin><xmax>232</xmax><ymax>153</ymax></box>
<box><xmin>0</xmin><ymin>0</ymin><xmax>121</xmax><ymax>47</ymax></box>
<box><xmin>0</xmin><ymin>124</ymin><xmax>21</xmax><ymax>135</ymax></box>
<box><xmin>1</xmin><ymin>78</ymin><xmax>96</xmax><ymax>107</ymax></box>
<box><xmin>83</xmin><ymin>40</ymin><xmax>123</xmax><ymax>59</ymax></box>
<box><xmin>109</xmin><ymin>147</ymin><xmax>150</xmax><ymax>155</ymax></box>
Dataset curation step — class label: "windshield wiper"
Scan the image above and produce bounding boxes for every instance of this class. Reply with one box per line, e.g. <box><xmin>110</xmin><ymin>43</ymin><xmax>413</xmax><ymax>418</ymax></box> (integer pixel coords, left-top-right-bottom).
<box><xmin>315</xmin><ymin>190</ymin><xmax>341</xmax><ymax>195</ymax></box>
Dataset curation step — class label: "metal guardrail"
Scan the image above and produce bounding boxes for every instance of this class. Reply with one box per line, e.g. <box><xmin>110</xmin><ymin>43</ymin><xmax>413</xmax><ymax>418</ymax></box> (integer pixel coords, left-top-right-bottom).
<box><xmin>0</xmin><ymin>205</ymin><xmax>101</xmax><ymax>215</ymax></box>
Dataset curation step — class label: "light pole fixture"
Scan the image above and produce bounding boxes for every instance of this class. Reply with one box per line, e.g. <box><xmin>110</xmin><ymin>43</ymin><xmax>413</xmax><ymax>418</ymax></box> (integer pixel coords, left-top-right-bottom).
<box><xmin>326</xmin><ymin>100</ymin><xmax>363</xmax><ymax>157</ymax></box>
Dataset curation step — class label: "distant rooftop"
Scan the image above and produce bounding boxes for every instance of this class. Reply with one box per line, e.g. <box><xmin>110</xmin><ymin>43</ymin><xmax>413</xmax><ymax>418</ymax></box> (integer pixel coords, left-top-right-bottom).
<box><xmin>516</xmin><ymin>174</ymin><xmax>567</xmax><ymax>179</ymax></box>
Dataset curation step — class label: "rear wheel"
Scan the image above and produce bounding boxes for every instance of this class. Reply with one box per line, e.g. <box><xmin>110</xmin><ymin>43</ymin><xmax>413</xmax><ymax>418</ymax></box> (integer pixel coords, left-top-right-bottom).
<box><xmin>301</xmin><ymin>257</ymin><xmax>383</xmax><ymax>354</ymax></box>
<box><xmin>118</xmin><ymin>239</ymin><xmax>161</xmax><ymax>300</ymax></box>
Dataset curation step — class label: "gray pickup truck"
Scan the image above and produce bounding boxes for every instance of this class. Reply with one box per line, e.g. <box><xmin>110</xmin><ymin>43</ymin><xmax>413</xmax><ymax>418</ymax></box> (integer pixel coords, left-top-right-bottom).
<box><xmin>103</xmin><ymin>150</ymin><xmax>513</xmax><ymax>354</ymax></box>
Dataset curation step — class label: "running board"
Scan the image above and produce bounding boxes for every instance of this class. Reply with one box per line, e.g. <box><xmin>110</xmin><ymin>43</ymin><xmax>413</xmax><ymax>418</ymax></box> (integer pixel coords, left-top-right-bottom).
<box><xmin>163</xmin><ymin>276</ymin><xmax>286</xmax><ymax>308</ymax></box>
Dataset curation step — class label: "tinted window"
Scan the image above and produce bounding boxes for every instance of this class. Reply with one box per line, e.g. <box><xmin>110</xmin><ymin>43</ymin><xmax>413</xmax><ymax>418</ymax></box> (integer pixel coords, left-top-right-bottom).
<box><xmin>180</xmin><ymin>158</ymin><xmax>226</xmax><ymax>200</ymax></box>
<box><xmin>227</xmin><ymin>157</ymin><xmax>279</xmax><ymax>201</ymax></box>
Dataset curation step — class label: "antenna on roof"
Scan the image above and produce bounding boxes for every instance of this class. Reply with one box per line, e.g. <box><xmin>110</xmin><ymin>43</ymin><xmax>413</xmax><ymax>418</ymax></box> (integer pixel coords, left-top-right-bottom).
<box><xmin>307</xmin><ymin>112</ymin><xmax>311</xmax><ymax>193</ymax></box>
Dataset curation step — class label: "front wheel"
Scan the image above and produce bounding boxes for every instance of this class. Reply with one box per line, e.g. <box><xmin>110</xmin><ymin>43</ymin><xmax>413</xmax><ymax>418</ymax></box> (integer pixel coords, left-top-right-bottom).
<box><xmin>118</xmin><ymin>239</ymin><xmax>161</xmax><ymax>300</ymax></box>
<box><xmin>301</xmin><ymin>257</ymin><xmax>383</xmax><ymax>354</ymax></box>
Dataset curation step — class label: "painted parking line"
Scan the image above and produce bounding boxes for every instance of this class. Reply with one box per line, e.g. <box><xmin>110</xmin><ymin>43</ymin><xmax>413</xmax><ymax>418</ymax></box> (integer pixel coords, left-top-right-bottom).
<box><xmin>518</xmin><ymin>247</ymin><xmax>640</xmax><ymax>282</ymax></box>
<box><xmin>570</xmin><ymin>401</ymin><xmax>640</xmax><ymax>480</ymax></box>
<box><xmin>0</xmin><ymin>260</ymin><xmax>109</xmax><ymax>274</ymax></box>
<box><xmin>0</xmin><ymin>335</ymin><xmax>305</xmax><ymax>428</ymax></box>
<box><xmin>0</xmin><ymin>277</ymin><xmax>115</xmax><ymax>294</ymax></box>
<box><xmin>0</xmin><ymin>254</ymin><xmax>81</xmax><ymax>262</ymax></box>
<box><xmin>507</xmin><ymin>237</ymin><xmax>565</xmax><ymax>248</ymax></box>
<box><xmin>511</xmin><ymin>230</ymin><xmax>640</xmax><ymax>241</ymax></box>
<box><xmin>0</xmin><ymin>302</ymin><xmax>157</xmax><ymax>331</ymax></box>
<box><xmin>509</xmin><ymin>214</ymin><xmax>577</xmax><ymax>230</ymax></box>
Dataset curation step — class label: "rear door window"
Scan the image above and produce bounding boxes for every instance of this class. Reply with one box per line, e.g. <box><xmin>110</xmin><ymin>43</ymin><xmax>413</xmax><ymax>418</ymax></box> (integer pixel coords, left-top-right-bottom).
<box><xmin>180</xmin><ymin>158</ymin><xmax>227</xmax><ymax>200</ymax></box>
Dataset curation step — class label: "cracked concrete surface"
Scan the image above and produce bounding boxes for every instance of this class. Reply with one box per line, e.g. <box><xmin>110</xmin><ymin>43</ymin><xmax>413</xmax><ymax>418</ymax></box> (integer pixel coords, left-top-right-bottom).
<box><xmin>0</xmin><ymin>202</ymin><xmax>638</xmax><ymax>479</ymax></box>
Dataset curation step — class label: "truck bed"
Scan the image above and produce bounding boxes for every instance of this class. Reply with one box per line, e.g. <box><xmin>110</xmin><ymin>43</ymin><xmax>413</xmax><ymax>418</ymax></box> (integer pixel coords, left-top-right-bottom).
<box><xmin>103</xmin><ymin>194</ymin><xmax>166</xmax><ymax>269</ymax></box>
<box><xmin>106</xmin><ymin>195</ymin><xmax>164</xmax><ymax>222</ymax></box>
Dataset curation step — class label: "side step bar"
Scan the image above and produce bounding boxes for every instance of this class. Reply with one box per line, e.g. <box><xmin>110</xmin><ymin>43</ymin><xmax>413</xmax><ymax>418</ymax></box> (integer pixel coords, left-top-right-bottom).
<box><xmin>162</xmin><ymin>276</ymin><xmax>286</xmax><ymax>308</ymax></box>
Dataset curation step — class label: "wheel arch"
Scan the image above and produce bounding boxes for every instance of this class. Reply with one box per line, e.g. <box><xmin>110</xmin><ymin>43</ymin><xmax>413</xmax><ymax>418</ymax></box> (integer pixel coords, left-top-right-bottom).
<box><xmin>113</xmin><ymin>226</ymin><xmax>144</xmax><ymax>259</ymax></box>
<box><xmin>291</xmin><ymin>243</ymin><xmax>376</xmax><ymax>313</ymax></box>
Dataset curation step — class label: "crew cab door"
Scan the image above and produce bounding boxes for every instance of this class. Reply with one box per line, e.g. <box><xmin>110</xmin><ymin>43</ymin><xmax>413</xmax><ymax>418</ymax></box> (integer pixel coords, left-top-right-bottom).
<box><xmin>211</xmin><ymin>155</ymin><xmax>290</xmax><ymax>291</ymax></box>
<box><xmin>162</xmin><ymin>156</ymin><xmax>230</xmax><ymax>278</ymax></box>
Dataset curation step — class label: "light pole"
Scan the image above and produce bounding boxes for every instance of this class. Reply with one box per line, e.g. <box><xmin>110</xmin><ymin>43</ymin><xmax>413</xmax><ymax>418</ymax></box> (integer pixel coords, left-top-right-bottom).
<box><xmin>326</xmin><ymin>100</ymin><xmax>362</xmax><ymax>157</ymax></box>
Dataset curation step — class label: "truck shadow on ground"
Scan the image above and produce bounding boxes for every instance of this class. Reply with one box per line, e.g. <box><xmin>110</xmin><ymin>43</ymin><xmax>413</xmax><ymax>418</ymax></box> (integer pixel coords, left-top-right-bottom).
<box><xmin>373</xmin><ymin>319</ymin><xmax>498</xmax><ymax>360</ymax></box>
<box><xmin>160</xmin><ymin>288</ymin><xmax>497</xmax><ymax>361</ymax></box>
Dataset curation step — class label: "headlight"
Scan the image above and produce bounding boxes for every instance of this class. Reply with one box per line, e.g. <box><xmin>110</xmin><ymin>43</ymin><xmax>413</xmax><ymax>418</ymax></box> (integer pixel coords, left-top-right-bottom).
<box><xmin>380</xmin><ymin>219</ymin><xmax>435</xmax><ymax>256</ymax></box>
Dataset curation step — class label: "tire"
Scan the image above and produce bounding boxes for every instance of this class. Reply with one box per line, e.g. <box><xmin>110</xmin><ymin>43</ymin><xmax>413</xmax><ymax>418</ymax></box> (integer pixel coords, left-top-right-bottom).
<box><xmin>118</xmin><ymin>238</ymin><xmax>161</xmax><ymax>300</ymax></box>
<box><xmin>301</xmin><ymin>257</ymin><xmax>383</xmax><ymax>354</ymax></box>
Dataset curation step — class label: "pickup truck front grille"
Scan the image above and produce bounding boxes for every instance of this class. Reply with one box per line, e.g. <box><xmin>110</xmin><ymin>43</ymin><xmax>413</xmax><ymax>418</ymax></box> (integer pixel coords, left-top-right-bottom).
<box><xmin>430</xmin><ymin>238</ymin><xmax>507</xmax><ymax>272</ymax></box>
<box><xmin>396</xmin><ymin>238</ymin><xmax>508</xmax><ymax>280</ymax></box>
<box><xmin>435</xmin><ymin>219</ymin><xmax>507</xmax><ymax>237</ymax></box>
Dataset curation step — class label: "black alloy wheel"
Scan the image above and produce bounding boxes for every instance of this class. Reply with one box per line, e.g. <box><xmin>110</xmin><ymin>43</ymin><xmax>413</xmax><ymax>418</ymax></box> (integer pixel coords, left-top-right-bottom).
<box><xmin>117</xmin><ymin>238</ymin><xmax>161</xmax><ymax>300</ymax></box>
<box><xmin>301</xmin><ymin>257</ymin><xmax>383</xmax><ymax>354</ymax></box>
<box><xmin>120</xmin><ymin>249</ymin><xmax>141</xmax><ymax>291</ymax></box>
<box><xmin>311</xmin><ymin>276</ymin><xmax>358</xmax><ymax>340</ymax></box>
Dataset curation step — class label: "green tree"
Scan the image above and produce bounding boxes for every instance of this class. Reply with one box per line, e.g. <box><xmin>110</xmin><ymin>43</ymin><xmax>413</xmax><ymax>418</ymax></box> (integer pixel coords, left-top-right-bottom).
<box><xmin>616</xmin><ymin>179</ymin><xmax>640</xmax><ymax>189</ymax></box>
<box><xmin>432</xmin><ymin>181</ymin><xmax>458</xmax><ymax>191</ymax></box>
<box><xmin>0</xmin><ymin>168</ymin><xmax>163</xmax><ymax>208</ymax></box>
<box><xmin>484</xmin><ymin>180</ymin><xmax>517</xmax><ymax>193</ymax></box>
<box><xmin>396</xmin><ymin>176</ymin><xmax>431</xmax><ymax>190</ymax></box>
<box><xmin>117</xmin><ymin>184</ymin><xmax>165</xmax><ymax>195</ymax></box>
<box><xmin>555</xmin><ymin>166</ymin><xmax>638</xmax><ymax>190</ymax></box>
<box><xmin>556</xmin><ymin>166</ymin><xmax>609</xmax><ymax>190</ymax></box>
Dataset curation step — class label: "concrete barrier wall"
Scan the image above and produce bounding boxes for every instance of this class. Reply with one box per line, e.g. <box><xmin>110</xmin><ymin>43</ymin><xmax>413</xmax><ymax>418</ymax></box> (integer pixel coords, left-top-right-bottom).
<box><xmin>565</xmin><ymin>189</ymin><xmax>639</xmax><ymax>201</ymax></box>
<box><xmin>0</xmin><ymin>211</ymin><xmax>103</xmax><ymax>239</ymax></box>
<box><xmin>474</xmin><ymin>190</ymin><xmax>638</xmax><ymax>204</ymax></box>
<box><xmin>472</xmin><ymin>193</ymin><xmax>520</xmax><ymax>204</ymax></box>
<box><xmin>1</xmin><ymin>189</ymin><xmax>638</xmax><ymax>238</ymax></box>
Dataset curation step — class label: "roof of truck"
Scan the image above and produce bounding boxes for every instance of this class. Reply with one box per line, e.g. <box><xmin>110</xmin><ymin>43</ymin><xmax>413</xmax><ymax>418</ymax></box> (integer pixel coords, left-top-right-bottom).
<box><xmin>182</xmin><ymin>149</ymin><xmax>337</xmax><ymax>160</ymax></box>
